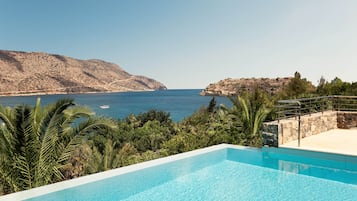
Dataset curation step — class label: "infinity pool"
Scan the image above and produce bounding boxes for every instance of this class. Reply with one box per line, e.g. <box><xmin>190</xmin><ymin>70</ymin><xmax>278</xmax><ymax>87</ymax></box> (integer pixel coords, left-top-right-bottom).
<box><xmin>2</xmin><ymin>144</ymin><xmax>357</xmax><ymax>201</ymax></box>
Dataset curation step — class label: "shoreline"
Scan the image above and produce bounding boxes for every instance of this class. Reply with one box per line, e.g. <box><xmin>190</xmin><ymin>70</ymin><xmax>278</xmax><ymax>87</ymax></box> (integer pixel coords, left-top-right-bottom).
<box><xmin>0</xmin><ymin>89</ymin><xmax>159</xmax><ymax>98</ymax></box>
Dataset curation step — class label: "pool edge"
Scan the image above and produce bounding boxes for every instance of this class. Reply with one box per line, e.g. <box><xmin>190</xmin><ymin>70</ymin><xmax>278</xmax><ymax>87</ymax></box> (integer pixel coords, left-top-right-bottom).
<box><xmin>0</xmin><ymin>144</ymin><xmax>247</xmax><ymax>201</ymax></box>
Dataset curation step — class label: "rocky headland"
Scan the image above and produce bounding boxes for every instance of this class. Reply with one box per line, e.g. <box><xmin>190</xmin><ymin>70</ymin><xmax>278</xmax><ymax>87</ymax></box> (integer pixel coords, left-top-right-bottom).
<box><xmin>0</xmin><ymin>50</ymin><xmax>166</xmax><ymax>96</ymax></box>
<box><xmin>201</xmin><ymin>77</ymin><xmax>293</xmax><ymax>96</ymax></box>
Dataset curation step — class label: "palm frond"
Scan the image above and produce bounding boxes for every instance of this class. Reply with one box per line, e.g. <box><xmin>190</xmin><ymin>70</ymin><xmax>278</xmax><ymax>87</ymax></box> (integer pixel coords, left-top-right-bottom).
<box><xmin>238</xmin><ymin>96</ymin><xmax>251</xmax><ymax>123</ymax></box>
<box><xmin>252</xmin><ymin>107</ymin><xmax>270</xmax><ymax>136</ymax></box>
<box><xmin>0</xmin><ymin>165</ymin><xmax>20</xmax><ymax>193</ymax></box>
<box><xmin>13</xmin><ymin>155</ymin><xmax>33</xmax><ymax>190</ymax></box>
<box><xmin>0</xmin><ymin>98</ymin><xmax>117</xmax><ymax>193</ymax></box>
<box><xmin>38</xmin><ymin>99</ymin><xmax>75</xmax><ymax>138</ymax></box>
<box><xmin>51</xmin><ymin>165</ymin><xmax>64</xmax><ymax>182</ymax></box>
<box><xmin>63</xmin><ymin>106</ymin><xmax>95</xmax><ymax>121</ymax></box>
<box><xmin>73</xmin><ymin>117</ymin><xmax>116</xmax><ymax>136</ymax></box>
<box><xmin>32</xmin><ymin>98</ymin><xmax>42</xmax><ymax>139</ymax></box>
<box><xmin>103</xmin><ymin>140</ymin><xmax>114</xmax><ymax>170</ymax></box>
<box><xmin>0</xmin><ymin>105</ymin><xmax>16</xmax><ymax>134</ymax></box>
<box><xmin>86</xmin><ymin>146</ymin><xmax>103</xmax><ymax>173</ymax></box>
<box><xmin>0</xmin><ymin>127</ymin><xmax>15</xmax><ymax>156</ymax></box>
<box><xmin>58</xmin><ymin>117</ymin><xmax>115</xmax><ymax>162</ymax></box>
<box><xmin>56</xmin><ymin>135</ymin><xmax>84</xmax><ymax>165</ymax></box>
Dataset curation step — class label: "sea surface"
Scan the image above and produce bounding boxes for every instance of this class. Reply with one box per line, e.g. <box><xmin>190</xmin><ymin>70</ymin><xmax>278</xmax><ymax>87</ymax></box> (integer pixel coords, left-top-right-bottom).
<box><xmin>0</xmin><ymin>89</ymin><xmax>231</xmax><ymax>121</ymax></box>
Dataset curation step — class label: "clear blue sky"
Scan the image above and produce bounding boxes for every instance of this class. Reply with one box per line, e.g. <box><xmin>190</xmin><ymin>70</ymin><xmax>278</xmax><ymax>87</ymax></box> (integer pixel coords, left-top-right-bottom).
<box><xmin>1</xmin><ymin>0</ymin><xmax>356</xmax><ymax>89</ymax></box>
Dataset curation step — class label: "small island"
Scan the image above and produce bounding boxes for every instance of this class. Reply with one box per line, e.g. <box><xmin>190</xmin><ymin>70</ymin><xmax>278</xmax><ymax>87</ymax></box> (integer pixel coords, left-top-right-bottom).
<box><xmin>200</xmin><ymin>77</ymin><xmax>294</xmax><ymax>96</ymax></box>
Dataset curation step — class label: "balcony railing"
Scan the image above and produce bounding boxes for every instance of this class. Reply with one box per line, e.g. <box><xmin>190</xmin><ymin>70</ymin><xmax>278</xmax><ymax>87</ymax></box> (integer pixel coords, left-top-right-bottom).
<box><xmin>276</xmin><ymin>95</ymin><xmax>357</xmax><ymax>121</ymax></box>
<box><xmin>274</xmin><ymin>95</ymin><xmax>357</xmax><ymax>147</ymax></box>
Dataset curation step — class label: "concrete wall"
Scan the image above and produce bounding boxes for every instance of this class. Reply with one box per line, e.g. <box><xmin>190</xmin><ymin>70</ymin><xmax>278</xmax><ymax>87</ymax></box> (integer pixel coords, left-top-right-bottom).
<box><xmin>262</xmin><ymin>111</ymin><xmax>357</xmax><ymax>147</ymax></box>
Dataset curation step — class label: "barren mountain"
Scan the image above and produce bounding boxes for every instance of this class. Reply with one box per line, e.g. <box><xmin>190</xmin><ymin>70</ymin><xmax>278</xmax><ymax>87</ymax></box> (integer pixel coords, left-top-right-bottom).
<box><xmin>0</xmin><ymin>50</ymin><xmax>166</xmax><ymax>96</ymax></box>
<box><xmin>200</xmin><ymin>77</ymin><xmax>293</xmax><ymax>96</ymax></box>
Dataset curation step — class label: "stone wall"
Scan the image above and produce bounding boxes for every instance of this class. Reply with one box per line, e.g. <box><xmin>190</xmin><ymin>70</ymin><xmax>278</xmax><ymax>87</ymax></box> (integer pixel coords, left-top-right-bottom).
<box><xmin>337</xmin><ymin>112</ymin><xmax>357</xmax><ymax>129</ymax></box>
<box><xmin>263</xmin><ymin>111</ymin><xmax>338</xmax><ymax>147</ymax></box>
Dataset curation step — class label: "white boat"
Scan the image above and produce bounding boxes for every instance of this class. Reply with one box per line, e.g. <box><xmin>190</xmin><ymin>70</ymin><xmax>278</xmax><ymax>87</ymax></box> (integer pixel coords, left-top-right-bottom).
<box><xmin>99</xmin><ymin>105</ymin><xmax>110</xmax><ymax>109</ymax></box>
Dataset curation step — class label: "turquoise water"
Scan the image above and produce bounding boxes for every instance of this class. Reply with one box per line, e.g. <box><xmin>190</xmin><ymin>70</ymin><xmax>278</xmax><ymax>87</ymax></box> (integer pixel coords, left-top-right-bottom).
<box><xmin>25</xmin><ymin>147</ymin><xmax>357</xmax><ymax>201</ymax></box>
<box><xmin>0</xmin><ymin>89</ymin><xmax>230</xmax><ymax>121</ymax></box>
<box><xmin>124</xmin><ymin>161</ymin><xmax>356</xmax><ymax>201</ymax></box>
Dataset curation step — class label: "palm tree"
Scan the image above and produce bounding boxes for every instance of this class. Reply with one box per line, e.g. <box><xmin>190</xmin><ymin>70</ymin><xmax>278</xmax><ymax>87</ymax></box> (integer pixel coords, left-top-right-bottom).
<box><xmin>0</xmin><ymin>98</ymin><xmax>115</xmax><ymax>194</ymax></box>
<box><xmin>228</xmin><ymin>95</ymin><xmax>270</xmax><ymax>146</ymax></box>
<box><xmin>84</xmin><ymin>140</ymin><xmax>141</xmax><ymax>174</ymax></box>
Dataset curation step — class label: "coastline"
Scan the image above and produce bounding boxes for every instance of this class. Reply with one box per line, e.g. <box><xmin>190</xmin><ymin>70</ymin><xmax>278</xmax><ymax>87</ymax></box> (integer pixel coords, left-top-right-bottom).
<box><xmin>0</xmin><ymin>89</ymin><xmax>158</xmax><ymax>98</ymax></box>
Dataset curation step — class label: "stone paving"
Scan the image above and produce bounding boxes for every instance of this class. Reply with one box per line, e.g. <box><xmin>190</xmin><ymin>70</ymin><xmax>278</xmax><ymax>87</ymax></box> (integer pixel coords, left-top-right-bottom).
<box><xmin>280</xmin><ymin>128</ymin><xmax>357</xmax><ymax>156</ymax></box>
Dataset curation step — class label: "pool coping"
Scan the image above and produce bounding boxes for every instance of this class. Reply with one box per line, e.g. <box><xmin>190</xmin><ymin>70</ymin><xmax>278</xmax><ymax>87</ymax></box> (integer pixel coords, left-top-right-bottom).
<box><xmin>0</xmin><ymin>144</ymin><xmax>253</xmax><ymax>201</ymax></box>
<box><xmin>264</xmin><ymin>146</ymin><xmax>357</xmax><ymax>164</ymax></box>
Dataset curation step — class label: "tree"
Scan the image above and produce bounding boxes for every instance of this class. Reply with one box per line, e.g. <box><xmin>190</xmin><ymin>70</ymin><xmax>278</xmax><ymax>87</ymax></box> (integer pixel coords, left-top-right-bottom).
<box><xmin>207</xmin><ymin>97</ymin><xmax>217</xmax><ymax>113</ymax></box>
<box><xmin>131</xmin><ymin>120</ymin><xmax>171</xmax><ymax>152</ymax></box>
<box><xmin>316</xmin><ymin>77</ymin><xmax>354</xmax><ymax>95</ymax></box>
<box><xmin>228</xmin><ymin>95</ymin><xmax>270</xmax><ymax>146</ymax></box>
<box><xmin>279</xmin><ymin>71</ymin><xmax>315</xmax><ymax>98</ymax></box>
<box><xmin>0</xmin><ymin>98</ymin><xmax>116</xmax><ymax>193</ymax></box>
<box><xmin>126</xmin><ymin>110</ymin><xmax>173</xmax><ymax>128</ymax></box>
<box><xmin>347</xmin><ymin>82</ymin><xmax>357</xmax><ymax>95</ymax></box>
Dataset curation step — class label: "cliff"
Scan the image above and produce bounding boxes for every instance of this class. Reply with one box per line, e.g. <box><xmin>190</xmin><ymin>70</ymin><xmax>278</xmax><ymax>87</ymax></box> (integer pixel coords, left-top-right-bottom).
<box><xmin>200</xmin><ymin>77</ymin><xmax>293</xmax><ymax>96</ymax></box>
<box><xmin>0</xmin><ymin>50</ymin><xmax>166</xmax><ymax>96</ymax></box>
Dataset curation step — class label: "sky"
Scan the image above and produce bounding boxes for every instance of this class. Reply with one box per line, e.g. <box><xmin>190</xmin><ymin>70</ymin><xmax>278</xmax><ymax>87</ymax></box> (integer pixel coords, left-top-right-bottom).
<box><xmin>1</xmin><ymin>0</ymin><xmax>356</xmax><ymax>89</ymax></box>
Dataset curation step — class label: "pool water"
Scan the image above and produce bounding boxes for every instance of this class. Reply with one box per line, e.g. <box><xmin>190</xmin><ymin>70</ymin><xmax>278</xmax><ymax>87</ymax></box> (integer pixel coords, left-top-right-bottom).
<box><xmin>124</xmin><ymin>160</ymin><xmax>357</xmax><ymax>201</ymax></box>
<box><xmin>11</xmin><ymin>145</ymin><xmax>357</xmax><ymax>201</ymax></box>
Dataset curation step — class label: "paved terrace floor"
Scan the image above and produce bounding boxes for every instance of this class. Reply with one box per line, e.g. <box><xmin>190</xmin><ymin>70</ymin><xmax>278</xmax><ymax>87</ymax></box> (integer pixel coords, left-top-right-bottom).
<box><xmin>280</xmin><ymin>128</ymin><xmax>357</xmax><ymax>156</ymax></box>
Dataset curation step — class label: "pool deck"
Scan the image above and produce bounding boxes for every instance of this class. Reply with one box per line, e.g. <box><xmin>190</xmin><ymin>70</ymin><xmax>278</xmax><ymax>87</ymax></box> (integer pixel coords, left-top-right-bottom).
<box><xmin>280</xmin><ymin>128</ymin><xmax>357</xmax><ymax>156</ymax></box>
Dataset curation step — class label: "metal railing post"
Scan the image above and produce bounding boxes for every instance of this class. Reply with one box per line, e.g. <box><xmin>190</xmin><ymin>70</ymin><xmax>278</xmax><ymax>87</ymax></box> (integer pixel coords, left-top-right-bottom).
<box><xmin>337</xmin><ymin>96</ymin><xmax>340</xmax><ymax>111</ymax></box>
<box><xmin>298</xmin><ymin>113</ymin><xmax>301</xmax><ymax>147</ymax></box>
<box><xmin>297</xmin><ymin>101</ymin><xmax>301</xmax><ymax>147</ymax></box>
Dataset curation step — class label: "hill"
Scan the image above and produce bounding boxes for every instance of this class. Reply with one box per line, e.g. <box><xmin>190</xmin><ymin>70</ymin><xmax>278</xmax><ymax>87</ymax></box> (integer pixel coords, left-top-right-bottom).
<box><xmin>200</xmin><ymin>77</ymin><xmax>293</xmax><ymax>96</ymax></box>
<box><xmin>0</xmin><ymin>50</ymin><xmax>166</xmax><ymax>96</ymax></box>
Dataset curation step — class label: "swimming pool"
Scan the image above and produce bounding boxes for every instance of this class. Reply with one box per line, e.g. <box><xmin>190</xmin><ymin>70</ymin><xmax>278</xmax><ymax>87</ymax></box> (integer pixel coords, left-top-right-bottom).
<box><xmin>1</xmin><ymin>144</ymin><xmax>356</xmax><ymax>201</ymax></box>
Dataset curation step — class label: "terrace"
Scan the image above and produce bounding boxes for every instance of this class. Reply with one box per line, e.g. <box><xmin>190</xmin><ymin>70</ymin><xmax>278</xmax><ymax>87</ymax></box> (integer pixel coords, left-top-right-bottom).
<box><xmin>262</xmin><ymin>96</ymin><xmax>357</xmax><ymax>155</ymax></box>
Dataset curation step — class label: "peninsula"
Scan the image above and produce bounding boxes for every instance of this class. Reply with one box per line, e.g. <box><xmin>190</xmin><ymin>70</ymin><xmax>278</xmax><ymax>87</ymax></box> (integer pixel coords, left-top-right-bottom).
<box><xmin>0</xmin><ymin>50</ymin><xmax>166</xmax><ymax>96</ymax></box>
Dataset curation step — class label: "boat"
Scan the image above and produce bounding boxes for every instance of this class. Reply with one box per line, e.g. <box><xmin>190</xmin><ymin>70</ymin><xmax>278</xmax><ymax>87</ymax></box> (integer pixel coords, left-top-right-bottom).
<box><xmin>99</xmin><ymin>105</ymin><xmax>110</xmax><ymax>109</ymax></box>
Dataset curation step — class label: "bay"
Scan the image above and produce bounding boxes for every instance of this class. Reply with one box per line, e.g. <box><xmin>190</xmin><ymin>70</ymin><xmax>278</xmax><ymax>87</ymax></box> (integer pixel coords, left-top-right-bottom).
<box><xmin>0</xmin><ymin>89</ymin><xmax>231</xmax><ymax>121</ymax></box>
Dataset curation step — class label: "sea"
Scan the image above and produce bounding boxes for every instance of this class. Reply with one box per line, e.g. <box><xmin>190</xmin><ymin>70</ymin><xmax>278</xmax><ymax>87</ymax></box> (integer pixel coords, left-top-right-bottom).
<box><xmin>0</xmin><ymin>89</ymin><xmax>231</xmax><ymax>121</ymax></box>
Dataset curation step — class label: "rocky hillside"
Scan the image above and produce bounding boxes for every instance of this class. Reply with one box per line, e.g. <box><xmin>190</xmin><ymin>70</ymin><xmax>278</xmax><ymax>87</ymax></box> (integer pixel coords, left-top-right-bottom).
<box><xmin>201</xmin><ymin>77</ymin><xmax>293</xmax><ymax>96</ymax></box>
<box><xmin>0</xmin><ymin>50</ymin><xmax>166</xmax><ymax>96</ymax></box>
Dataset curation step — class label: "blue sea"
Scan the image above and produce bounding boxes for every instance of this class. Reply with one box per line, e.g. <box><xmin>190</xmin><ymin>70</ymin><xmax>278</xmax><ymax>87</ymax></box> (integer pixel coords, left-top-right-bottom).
<box><xmin>0</xmin><ymin>89</ymin><xmax>231</xmax><ymax>121</ymax></box>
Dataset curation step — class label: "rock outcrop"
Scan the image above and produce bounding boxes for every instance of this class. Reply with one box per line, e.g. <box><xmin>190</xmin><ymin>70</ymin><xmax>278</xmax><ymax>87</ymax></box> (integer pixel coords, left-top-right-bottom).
<box><xmin>0</xmin><ymin>50</ymin><xmax>166</xmax><ymax>96</ymax></box>
<box><xmin>200</xmin><ymin>77</ymin><xmax>293</xmax><ymax>96</ymax></box>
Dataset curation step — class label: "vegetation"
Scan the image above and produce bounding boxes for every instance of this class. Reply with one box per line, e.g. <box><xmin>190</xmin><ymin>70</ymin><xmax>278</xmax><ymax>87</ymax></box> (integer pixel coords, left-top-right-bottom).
<box><xmin>275</xmin><ymin>71</ymin><xmax>315</xmax><ymax>99</ymax></box>
<box><xmin>316</xmin><ymin>77</ymin><xmax>357</xmax><ymax>96</ymax></box>
<box><xmin>0</xmin><ymin>99</ymin><xmax>115</xmax><ymax>194</ymax></box>
<box><xmin>0</xmin><ymin>72</ymin><xmax>355</xmax><ymax>195</ymax></box>
<box><xmin>0</xmin><ymin>95</ymin><xmax>267</xmax><ymax>194</ymax></box>
<box><xmin>277</xmin><ymin>72</ymin><xmax>356</xmax><ymax>98</ymax></box>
